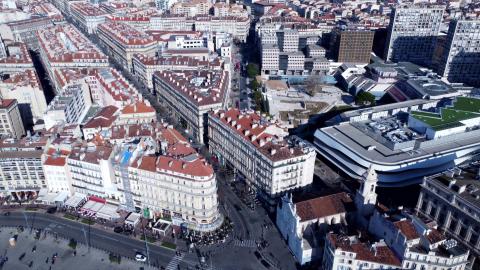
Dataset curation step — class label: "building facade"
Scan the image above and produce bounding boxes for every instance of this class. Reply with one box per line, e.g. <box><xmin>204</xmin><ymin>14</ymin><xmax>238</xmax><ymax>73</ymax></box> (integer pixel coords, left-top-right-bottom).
<box><xmin>416</xmin><ymin>165</ymin><xmax>480</xmax><ymax>258</ymax></box>
<box><xmin>208</xmin><ymin>109</ymin><xmax>316</xmax><ymax>203</ymax></box>
<box><xmin>0</xmin><ymin>99</ymin><xmax>25</xmax><ymax>139</ymax></box>
<box><xmin>153</xmin><ymin>69</ymin><xmax>229</xmax><ymax>143</ymax></box>
<box><xmin>436</xmin><ymin>19</ymin><xmax>480</xmax><ymax>87</ymax></box>
<box><xmin>384</xmin><ymin>6</ymin><xmax>444</xmax><ymax>67</ymax></box>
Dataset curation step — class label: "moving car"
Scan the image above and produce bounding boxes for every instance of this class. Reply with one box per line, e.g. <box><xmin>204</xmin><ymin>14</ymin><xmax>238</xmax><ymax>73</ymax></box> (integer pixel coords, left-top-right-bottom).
<box><xmin>135</xmin><ymin>253</ymin><xmax>147</xmax><ymax>262</ymax></box>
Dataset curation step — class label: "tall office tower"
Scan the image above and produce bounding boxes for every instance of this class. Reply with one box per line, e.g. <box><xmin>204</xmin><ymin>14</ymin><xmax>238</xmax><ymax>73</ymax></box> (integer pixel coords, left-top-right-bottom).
<box><xmin>384</xmin><ymin>5</ymin><xmax>444</xmax><ymax>67</ymax></box>
<box><xmin>436</xmin><ymin>19</ymin><xmax>480</xmax><ymax>87</ymax></box>
<box><xmin>277</xmin><ymin>29</ymin><xmax>299</xmax><ymax>52</ymax></box>
<box><xmin>330</xmin><ymin>26</ymin><xmax>374</xmax><ymax>64</ymax></box>
<box><xmin>0</xmin><ymin>99</ymin><xmax>25</xmax><ymax>139</ymax></box>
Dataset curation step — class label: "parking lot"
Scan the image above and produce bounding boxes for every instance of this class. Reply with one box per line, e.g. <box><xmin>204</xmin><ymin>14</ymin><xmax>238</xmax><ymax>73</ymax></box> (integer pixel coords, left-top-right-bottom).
<box><xmin>0</xmin><ymin>227</ymin><xmax>154</xmax><ymax>270</ymax></box>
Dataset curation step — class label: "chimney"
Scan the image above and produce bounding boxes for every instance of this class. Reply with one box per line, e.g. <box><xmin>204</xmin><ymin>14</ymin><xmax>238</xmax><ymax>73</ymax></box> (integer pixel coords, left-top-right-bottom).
<box><xmin>168</xmin><ymin>160</ymin><xmax>173</xmax><ymax>167</ymax></box>
<box><xmin>270</xmin><ymin>148</ymin><xmax>276</xmax><ymax>155</ymax></box>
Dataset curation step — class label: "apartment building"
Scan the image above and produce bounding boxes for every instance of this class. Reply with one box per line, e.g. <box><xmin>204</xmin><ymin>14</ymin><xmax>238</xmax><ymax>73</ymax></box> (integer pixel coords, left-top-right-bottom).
<box><xmin>97</xmin><ymin>22</ymin><xmax>159</xmax><ymax>71</ymax></box>
<box><xmin>132</xmin><ymin>54</ymin><xmax>222</xmax><ymax>90</ymax></box>
<box><xmin>0</xmin><ymin>99</ymin><xmax>24</xmax><ymax>139</ymax></box>
<box><xmin>53</xmin><ymin>67</ymin><xmax>143</xmax><ymax>108</ymax></box>
<box><xmin>6</xmin><ymin>17</ymin><xmax>54</xmax><ymax>50</ymax></box>
<box><xmin>194</xmin><ymin>16</ymin><xmax>250</xmax><ymax>42</ymax></box>
<box><xmin>213</xmin><ymin>3</ymin><xmax>248</xmax><ymax>18</ymax></box>
<box><xmin>260</xmin><ymin>28</ymin><xmax>328</xmax><ymax>76</ymax></box>
<box><xmin>43</xmin><ymin>84</ymin><xmax>92</xmax><ymax>130</ymax></box>
<box><xmin>329</xmin><ymin>26</ymin><xmax>374</xmax><ymax>64</ymax></box>
<box><xmin>42</xmin><ymin>146</ymin><xmax>72</xmax><ymax>194</ymax></box>
<box><xmin>36</xmin><ymin>25</ymin><xmax>109</xmax><ymax>86</ymax></box>
<box><xmin>323</xmin><ymin>233</ymin><xmax>402</xmax><ymax>270</ymax></box>
<box><xmin>153</xmin><ymin>69</ymin><xmax>230</xmax><ymax>143</ymax></box>
<box><xmin>0</xmin><ymin>42</ymin><xmax>34</xmax><ymax>73</ymax></box>
<box><xmin>70</xmin><ymin>2</ymin><xmax>108</xmax><ymax>34</ymax></box>
<box><xmin>208</xmin><ymin>109</ymin><xmax>316</xmax><ymax>204</ymax></box>
<box><xmin>384</xmin><ymin>5</ymin><xmax>444</xmax><ymax>67</ymax></box>
<box><xmin>150</xmin><ymin>15</ymin><xmax>194</xmax><ymax>31</ymax></box>
<box><xmin>416</xmin><ymin>165</ymin><xmax>480</xmax><ymax>258</ymax></box>
<box><xmin>68</xmin><ymin>143</ymin><xmax>120</xmax><ymax>202</ymax></box>
<box><xmin>66</xmin><ymin>121</ymin><xmax>223</xmax><ymax>231</ymax></box>
<box><xmin>0</xmin><ymin>135</ymin><xmax>48</xmax><ymax>197</ymax></box>
<box><xmin>0</xmin><ymin>69</ymin><xmax>48</xmax><ymax>125</ymax></box>
<box><xmin>171</xmin><ymin>0</ymin><xmax>212</xmax><ymax>17</ymax></box>
<box><xmin>436</xmin><ymin>19</ymin><xmax>480</xmax><ymax>87</ymax></box>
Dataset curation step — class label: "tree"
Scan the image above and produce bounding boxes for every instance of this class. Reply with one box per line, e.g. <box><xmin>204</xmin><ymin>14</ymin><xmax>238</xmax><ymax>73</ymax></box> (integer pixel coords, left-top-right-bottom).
<box><xmin>247</xmin><ymin>63</ymin><xmax>259</xmax><ymax>79</ymax></box>
<box><xmin>68</xmin><ymin>238</ymin><xmax>77</xmax><ymax>250</ymax></box>
<box><xmin>355</xmin><ymin>91</ymin><xmax>376</xmax><ymax>106</ymax></box>
<box><xmin>305</xmin><ymin>74</ymin><xmax>324</xmax><ymax>96</ymax></box>
<box><xmin>250</xmin><ymin>79</ymin><xmax>261</xmax><ymax>91</ymax></box>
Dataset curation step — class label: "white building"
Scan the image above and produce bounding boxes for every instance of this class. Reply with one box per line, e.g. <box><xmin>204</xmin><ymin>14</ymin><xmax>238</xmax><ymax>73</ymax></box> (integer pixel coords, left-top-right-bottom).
<box><xmin>322</xmin><ymin>233</ymin><xmax>402</xmax><ymax>270</ymax></box>
<box><xmin>97</xmin><ymin>22</ymin><xmax>159</xmax><ymax>71</ymax></box>
<box><xmin>208</xmin><ymin>109</ymin><xmax>316</xmax><ymax>204</ymax></box>
<box><xmin>70</xmin><ymin>2</ymin><xmax>107</xmax><ymax>34</ymax></box>
<box><xmin>0</xmin><ymin>70</ymin><xmax>48</xmax><ymax>124</ymax></box>
<box><xmin>43</xmin><ymin>84</ymin><xmax>92</xmax><ymax>130</ymax></box>
<box><xmin>0</xmin><ymin>135</ymin><xmax>49</xmax><ymax>197</ymax></box>
<box><xmin>276</xmin><ymin>192</ymin><xmax>353</xmax><ymax>265</ymax></box>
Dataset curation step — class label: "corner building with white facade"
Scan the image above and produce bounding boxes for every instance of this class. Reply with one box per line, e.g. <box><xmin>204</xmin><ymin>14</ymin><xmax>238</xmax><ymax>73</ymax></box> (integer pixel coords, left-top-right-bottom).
<box><xmin>208</xmin><ymin>109</ymin><xmax>316</xmax><ymax>204</ymax></box>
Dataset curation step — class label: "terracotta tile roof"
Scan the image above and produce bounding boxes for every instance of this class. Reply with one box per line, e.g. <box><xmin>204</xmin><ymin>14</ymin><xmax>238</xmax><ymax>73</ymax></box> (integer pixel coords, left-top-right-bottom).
<box><xmin>121</xmin><ymin>101</ymin><xmax>155</xmax><ymax>114</ymax></box>
<box><xmin>210</xmin><ymin>108</ymin><xmax>309</xmax><ymax>162</ymax></box>
<box><xmin>394</xmin><ymin>220</ymin><xmax>420</xmax><ymax>241</ymax></box>
<box><xmin>426</xmin><ymin>229</ymin><xmax>446</xmax><ymax>244</ymax></box>
<box><xmin>0</xmin><ymin>99</ymin><xmax>16</xmax><ymax>109</ymax></box>
<box><xmin>295</xmin><ymin>192</ymin><xmax>353</xmax><ymax>221</ymax></box>
<box><xmin>44</xmin><ymin>156</ymin><xmax>66</xmax><ymax>166</ymax></box>
<box><xmin>133</xmin><ymin>155</ymin><xmax>213</xmax><ymax>178</ymax></box>
<box><xmin>327</xmin><ymin>234</ymin><xmax>402</xmax><ymax>267</ymax></box>
<box><xmin>83</xmin><ymin>105</ymin><xmax>119</xmax><ymax>129</ymax></box>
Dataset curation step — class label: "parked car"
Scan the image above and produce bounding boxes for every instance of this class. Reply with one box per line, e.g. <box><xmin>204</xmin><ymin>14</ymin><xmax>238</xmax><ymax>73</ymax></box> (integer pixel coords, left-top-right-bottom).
<box><xmin>113</xmin><ymin>227</ymin><xmax>123</xmax><ymax>233</ymax></box>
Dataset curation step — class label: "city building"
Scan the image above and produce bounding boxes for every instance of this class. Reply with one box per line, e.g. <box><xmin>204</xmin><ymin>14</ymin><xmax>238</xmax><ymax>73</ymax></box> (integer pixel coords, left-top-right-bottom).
<box><xmin>97</xmin><ymin>21</ymin><xmax>159</xmax><ymax>71</ymax></box>
<box><xmin>150</xmin><ymin>15</ymin><xmax>249</xmax><ymax>42</ymax></box>
<box><xmin>132</xmin><ymin>54</ymin><xmax>222</xmax><ymax>90</ymax></box>
<box><xmin>313</xmin><ymin>96</ymin><xmax>480</xmax><ymax>186</ymax></box>
<box><xmin>43</xmin><ymin>84</ymin><xmax>92</xmax><ymax>130</ymax></box>
<box><xmin>70</xmin><ymin>2</ymin><xmax>108</xmax><ymax>34</ymax></box>
<box><xmin>5</xmin><ymin>17</ymin><xmax>54</xmax><ymax>50</ymax></box>
<box><xmin>436</xmin><ymin>19</ymin><xmax>480</xmax><ymax>87</ymax></box>
<box><xmin>208</xmin><ymin>109</ymin><xmax>316</xmax><ymax>204</ymax></box>
<box><xmin>0</xmin><ymin>99</ymin><xmax>24</xmax><ymax>139</ymax></box>
<box><xmin>42</xmin><ymin>145</ymin><xmax>72</xmax><ymax>194</ymax></box>
<box><xmin>0</xmin><ymin>69</ymin><xmax>48</xmax><ymax>126</ymax></box>
<box><xmin>276</xmin><ymin>192</ymin><xmax>354</xmax><ymax>265</ymax></box>
<box><xmin>213</xmin><ymin>3</ymin><xmax>248</xmax><ymax>18</ymax></box>
<box><xmin>369</xmin><ymin>208</ymin><xmax>471</xmax><ymax>270</ymax></box>
<box><xmin>322</xmin><ymin>233</ymin><xmax>402</xmax><ymax>270</ymax></box>
<box><xmin>260</xmin><ymin>27</ymin><xmax>329</xmax><ymax>76</ymax></box>
<box><xmin>36</xmin><ymin>25</ymin><xmax>109</xmax><ymax>86</ymax></box>
<box><xmin>416</xmin><ymin>164</ymin><xmax>480</xmax><ymax>258</ymax></box>
<box><xmin>53</xmin><ymin>67</ymin><xmax>144</xmax><ymax>108</ymax></box>
<box><xmin>153</xmin><ymin>68</ymin><xmax>230</xmax><ymax>143</ymax></box>
<box><xmin>170</xmin><ymin>0</ymin><xmax>212</xmax><ymax>17</ymax></box>
<box><xmin>68</xmin><ymin>142</ymin><xmax>120</xmax><ymax>202</ymax></box>
<box><xmin>0</xmin><ymin>134</ymin><xmax>49</xmax><ymax>198</ymax></box>
<box><xmin>384</xmin><ymin>5</ymin><xmax>444</xmax><ymax>67</ymax></box>
<box><xmin>329</xmin><ymin>26</ymin><xmax>374</xmax><ymax>64</ymax></box>
<box><xmin>0</xmin><ymin>41</ymin><xmax>33</xmax><ymax>73</ymax></box>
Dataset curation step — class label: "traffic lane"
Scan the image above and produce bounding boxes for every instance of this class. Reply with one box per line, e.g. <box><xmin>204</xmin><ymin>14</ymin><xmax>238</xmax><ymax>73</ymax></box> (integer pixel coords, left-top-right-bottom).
<box><xmin>0</xmin><ymin>213</ymin><xmax>176</xmax><ymax>264</ymax></box>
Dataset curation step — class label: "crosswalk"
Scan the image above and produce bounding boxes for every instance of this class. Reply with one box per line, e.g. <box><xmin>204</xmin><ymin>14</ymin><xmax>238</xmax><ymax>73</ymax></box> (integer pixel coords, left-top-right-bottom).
<box><xmin>166</xmin><ymin>254</ymin><xmax>184</xmax><ymax>270</ymax></box>
<box><xmin>233</xmin><ymin>239</ymin><xmax>256</xmax><ymax>248</ymax></box>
